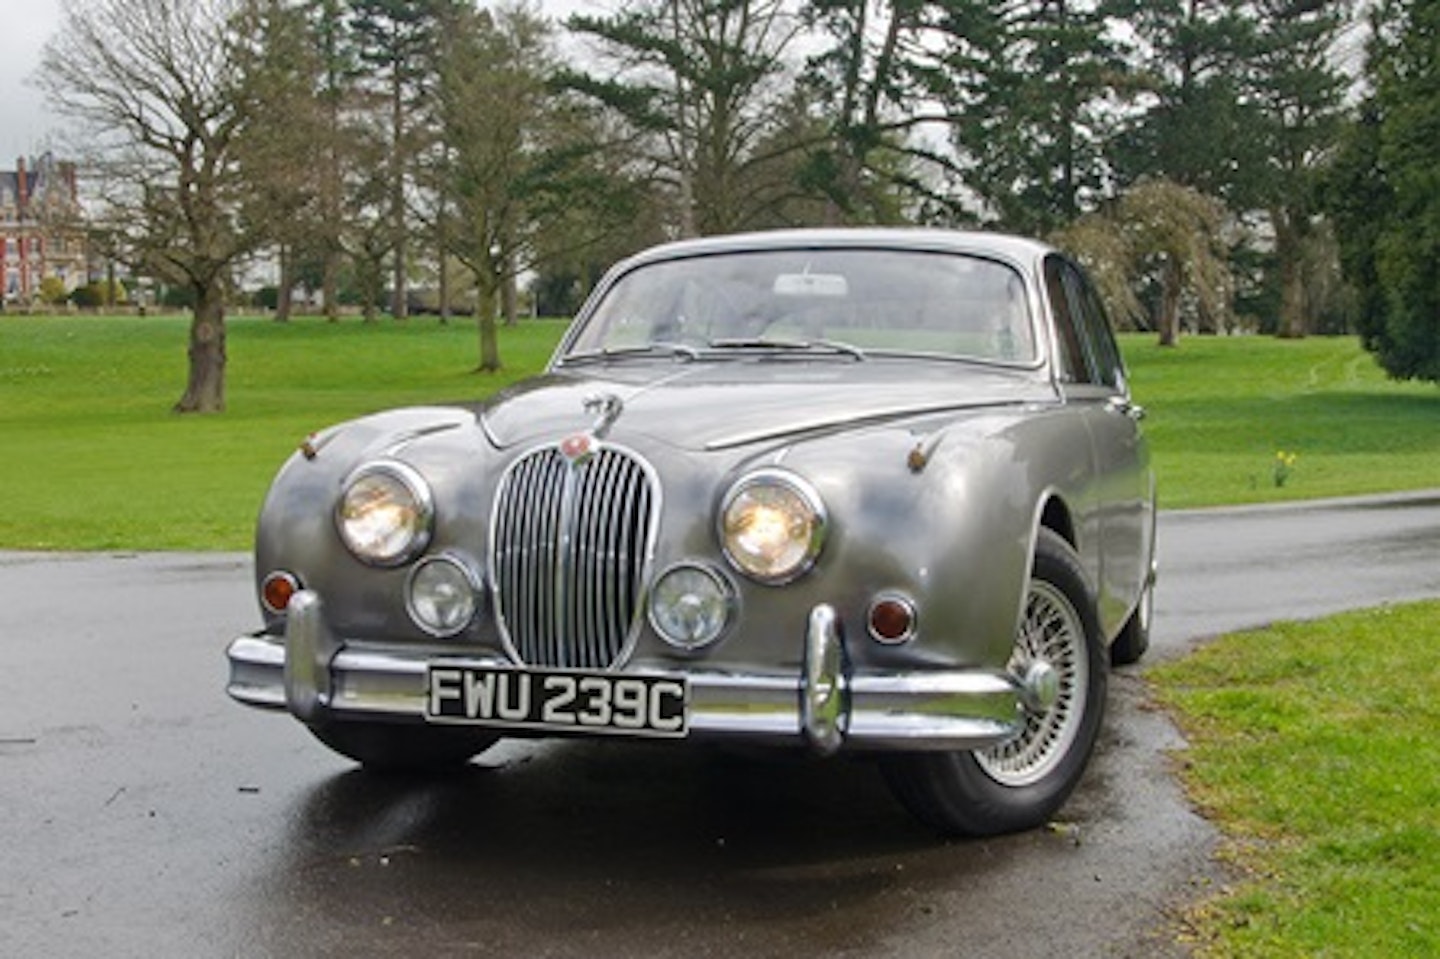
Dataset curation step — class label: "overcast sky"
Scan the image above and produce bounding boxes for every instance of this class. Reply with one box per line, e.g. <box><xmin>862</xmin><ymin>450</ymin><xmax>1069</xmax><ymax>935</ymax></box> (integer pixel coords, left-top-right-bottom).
<box><xmin>1</xmin><ymin>0</ymin><xmax>65</xmax><ymax>163</ymax></box>
<box><xmin>1</xmin><ymin>0</ymin><xmax>607</xmax><ymax>167</ymax></box>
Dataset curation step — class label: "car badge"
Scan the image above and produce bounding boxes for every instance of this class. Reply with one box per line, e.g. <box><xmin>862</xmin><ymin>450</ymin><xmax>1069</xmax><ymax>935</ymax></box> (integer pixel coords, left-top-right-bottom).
<box><xmin>560</xmin><ymin>432</ymin><xmax>596</xmax><ymax>466</ymax></box>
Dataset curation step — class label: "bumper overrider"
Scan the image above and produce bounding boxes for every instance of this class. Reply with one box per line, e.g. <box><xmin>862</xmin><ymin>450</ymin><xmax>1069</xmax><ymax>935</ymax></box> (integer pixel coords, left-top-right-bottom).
<box><xmin>226</xmin><ymin>590</ymin><xmax>1032</xmax><ymax>754</ymax></box>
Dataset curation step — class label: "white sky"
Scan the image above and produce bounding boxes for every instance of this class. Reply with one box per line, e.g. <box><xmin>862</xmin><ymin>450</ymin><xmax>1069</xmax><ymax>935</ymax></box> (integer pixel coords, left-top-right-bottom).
<box><xmin>0</xmin><ymin>0</ymin><xmax>606</xmax><ymax>166</ymax></box>
<box><xmin>0</xmin><ymin>0</ymin><xmax>65</xmax><ymax>163</ymax></box>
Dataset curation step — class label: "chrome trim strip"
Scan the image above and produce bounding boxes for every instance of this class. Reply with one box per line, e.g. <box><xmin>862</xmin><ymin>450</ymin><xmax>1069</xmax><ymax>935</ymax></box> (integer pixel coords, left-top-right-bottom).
<box><xmin>703</xmin><ymin>399</ymin><xmax>1037</xmax><ymax>452</ymax></box>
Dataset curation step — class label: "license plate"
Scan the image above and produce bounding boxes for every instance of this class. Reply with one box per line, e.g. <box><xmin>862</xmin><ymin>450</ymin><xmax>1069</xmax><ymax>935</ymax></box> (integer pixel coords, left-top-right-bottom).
<box><xmin>426</xmin><ymin>665</ymin><xmax>689</xmax><ymax>738</ymax></box>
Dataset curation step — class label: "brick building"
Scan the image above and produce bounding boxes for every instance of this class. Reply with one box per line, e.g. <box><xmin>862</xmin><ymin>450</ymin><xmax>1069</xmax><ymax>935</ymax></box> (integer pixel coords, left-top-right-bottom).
<box><xmin>1</xmin><ymin>153</ymin><xmax>88</xmax><ymax>304</ymax></box>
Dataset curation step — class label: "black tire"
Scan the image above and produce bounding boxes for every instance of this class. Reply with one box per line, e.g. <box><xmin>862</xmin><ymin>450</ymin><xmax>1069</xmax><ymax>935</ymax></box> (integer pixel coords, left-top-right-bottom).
<box><xmin>1109</xmin><ymin>567</ymin><xmax>1153</xmax><ymax>667</ymax></box>
<box><xmin>307</xmin><ymin>720</ymin><xmax>499</xmax><ymax>773</ymax></box>
<box><xmin>881</xmin><ymin>528</ymin><xmax>1108</xmax><ymax>837</ymax></box>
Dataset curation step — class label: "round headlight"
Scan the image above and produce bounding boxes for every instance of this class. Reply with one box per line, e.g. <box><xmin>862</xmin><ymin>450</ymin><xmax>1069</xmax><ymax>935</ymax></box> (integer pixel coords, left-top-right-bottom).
<box><xmin>407</xmin><ymin>554</ymin><xmax>481</xmax><ymax>637</ymax></box>
<box><xmin>719</xmin><ymin>470</ymin><xmax>826</xmax><ymax>584</ymax></box>
<box><xmin>336</xmin><ymin>461</ymin><xmax>433</xmax><ymax>566</ymax></box>
<box><xmin>649</xmin><ymin>564</ymin><xmax>733</xmax><ymax>649</ymax></box>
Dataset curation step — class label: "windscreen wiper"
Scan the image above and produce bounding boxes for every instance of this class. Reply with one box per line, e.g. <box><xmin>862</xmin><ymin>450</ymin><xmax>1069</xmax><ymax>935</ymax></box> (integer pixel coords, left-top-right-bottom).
<box><xmin>560</xmin><ymin>341</ymin><xmax>702</xmax><ymax>364</ymax></box>
<box><xmin>707</xmin><ymin>337</ymin><xmax>866</xmax><ymax>360</ymax></box>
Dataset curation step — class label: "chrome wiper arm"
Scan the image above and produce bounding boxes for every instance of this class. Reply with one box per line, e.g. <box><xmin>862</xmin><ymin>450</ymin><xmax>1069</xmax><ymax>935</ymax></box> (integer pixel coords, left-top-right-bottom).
<box><xmin>561</xmin><ymin>341</ymin><xmax>701</xmax><ymax>364</ymax></box>
<box><xmin>708</xmin><ymin>337</ymin><xmax>866</xmax><ymax>360</ymax></box>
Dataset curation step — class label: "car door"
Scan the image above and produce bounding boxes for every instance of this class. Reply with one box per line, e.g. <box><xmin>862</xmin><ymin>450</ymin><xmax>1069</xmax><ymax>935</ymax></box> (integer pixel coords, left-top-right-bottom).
<box><xmin>1044</xmin><ymin>255</ymin><xmax>1153</xmax><ymax>638</ymax></box>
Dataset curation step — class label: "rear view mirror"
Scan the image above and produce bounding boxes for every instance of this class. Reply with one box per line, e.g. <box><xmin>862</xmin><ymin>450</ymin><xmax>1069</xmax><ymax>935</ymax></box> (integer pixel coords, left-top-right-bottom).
<box><xmin>773</xmin><ymin>273</ymin><xmax>849</xmax><ymax>297</ymax></box>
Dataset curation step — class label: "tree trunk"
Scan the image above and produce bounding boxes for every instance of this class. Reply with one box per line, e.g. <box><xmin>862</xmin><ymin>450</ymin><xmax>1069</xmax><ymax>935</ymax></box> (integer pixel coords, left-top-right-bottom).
<box><xmin>389</xmin><ymin>71</ymin><xmax>408</xmax><ymax>320</ymax></box>
<box><xmin>1272</xmin><ymin>211</ymin><xmax>1309</xmax><ymax>339</ymax></box>
<box><xmin>475</xmin><ymin>279</ymin><xmax>502</xmax><ymax>372</ymax></box>
<box><xmin>276</xmin><ymin>245</ymin><xmax>294</xmax><ymax>322</ymax></box>
<box><xmin>1277</xmin><ymin>249</ymin><xmax>1309</xmax><ymax>339</ymax></box>
<box><xmin>174</xmin><ymin>281</ymin><xmax>227</xmax><ymax>413</ymax></box>
<box><xmin>438</xmin><ymin>253</ymin><xmax>451</xmax><ymax>325</ymax></box>
<box><xmin>1157</xmin><ymin>258</ymin><xmax>1182</xmax><ymax>347</ymax></box>
<box><xmin>323</xmin><ymin>247</ymin><xmax>340</xmax><ymax>322</ymax></box>
<box><xmin>503</xmin><ymin>261</ymin><xmax>518</xmax><ymax>327</ymax></box>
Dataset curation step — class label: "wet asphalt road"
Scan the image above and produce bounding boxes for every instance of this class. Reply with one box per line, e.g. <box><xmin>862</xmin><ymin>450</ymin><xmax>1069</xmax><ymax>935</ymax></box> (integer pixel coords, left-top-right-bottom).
<box><xmin>3</xmin><ymin>491</ymin><xmax>1438</xmax><ymax>958</ymax></box>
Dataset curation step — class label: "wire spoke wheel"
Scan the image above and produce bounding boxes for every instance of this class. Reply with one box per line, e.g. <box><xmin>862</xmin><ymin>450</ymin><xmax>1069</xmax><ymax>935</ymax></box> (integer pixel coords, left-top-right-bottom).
<box><xmin>879</xmin><ymin>529</ymin><xmax>1107</xmax><ymax>836</ymax></box>
<box><xmin>974</xmin><ymin>579</ymin><xmax>1089</xmax><ymax>787</ymax></box>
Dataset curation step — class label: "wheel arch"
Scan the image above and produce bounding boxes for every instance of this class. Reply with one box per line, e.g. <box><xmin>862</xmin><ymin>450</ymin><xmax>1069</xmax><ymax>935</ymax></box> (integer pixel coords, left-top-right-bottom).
<box><xmin>1038</xmin><ymin>494</ymin><xmax>1077</xmax><ymax>549</ymax></box>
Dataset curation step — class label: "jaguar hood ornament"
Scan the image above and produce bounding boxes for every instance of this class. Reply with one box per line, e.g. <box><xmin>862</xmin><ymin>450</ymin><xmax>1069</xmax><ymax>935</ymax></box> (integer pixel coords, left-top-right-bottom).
<box><xmin>559</xmin><ymin>392</ymin><xmax>624</xmax><ymax>467</ymax></box>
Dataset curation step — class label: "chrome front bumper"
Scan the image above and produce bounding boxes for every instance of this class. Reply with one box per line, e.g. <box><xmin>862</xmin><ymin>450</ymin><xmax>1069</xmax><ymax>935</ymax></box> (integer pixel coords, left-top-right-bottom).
<box><xmin>226</xmin><ymin>591</ymin><xmax>1028</xmax><ymax>753</ymax></box>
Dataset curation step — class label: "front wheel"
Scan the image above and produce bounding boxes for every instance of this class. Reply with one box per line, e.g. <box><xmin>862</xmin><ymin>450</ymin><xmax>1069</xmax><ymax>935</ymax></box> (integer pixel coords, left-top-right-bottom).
<box><xmin>307</xmin><ymin>720</ymin><xmax>499</xmax><ymax>774</ymax></box>
<box><xmin>881</xmin><ymin>529</ymin><xmax>1107</xmax><ymax>837</ymax></box>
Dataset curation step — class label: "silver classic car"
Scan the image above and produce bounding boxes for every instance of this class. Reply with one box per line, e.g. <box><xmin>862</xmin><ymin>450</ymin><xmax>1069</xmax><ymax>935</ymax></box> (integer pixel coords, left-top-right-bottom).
<box><xmin>226</xmin><ymin>228</ymin><xmax>1156</xmax><ymax>836</ymax></box>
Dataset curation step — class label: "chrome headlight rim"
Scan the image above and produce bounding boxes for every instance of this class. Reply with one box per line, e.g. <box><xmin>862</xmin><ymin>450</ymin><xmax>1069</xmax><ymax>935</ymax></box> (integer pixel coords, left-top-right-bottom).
<box><xmin>335</xmin><ymin>460</ymin><xmax>435</xmax><ymax>568</ymax></box>
<box><xmin>718</xmin><ymin>468</ymin><xmax>827</xmax><ymax>585</ymax></box>
<box><xmin>647</xmin><ymin>561</ymin><xmax>737</xmax><ymax>651</ymax></box>
<box><xmin>405</xmin><ymin>552</ymin><xmax>483</xmax><ymax>638</ymax></box>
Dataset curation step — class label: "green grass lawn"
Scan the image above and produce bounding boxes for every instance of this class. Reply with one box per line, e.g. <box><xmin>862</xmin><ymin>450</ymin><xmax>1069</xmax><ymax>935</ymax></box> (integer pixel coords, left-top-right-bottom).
<box><xmin>1152</xmin><ymin>603</ymin><xmax>1440</xmax><ymax>958</ymax></box>
<box><xmin>0</xmin><ymin>313</ymin><xmax>567</xmax><ymax>550</ymax></box>
<box><xmin>1</xmin><ymin>316</ymin><xmax>1436</xmax><ymax>549</ymax></box>
<box><xmin>1123</xmin><ymin>333</ymin><xmax>1440</xmax><ymax>508</ymax></box>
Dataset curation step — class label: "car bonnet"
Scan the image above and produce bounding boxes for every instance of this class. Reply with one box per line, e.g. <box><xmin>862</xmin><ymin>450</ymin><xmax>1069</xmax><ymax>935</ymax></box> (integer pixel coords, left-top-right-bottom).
<box><xmin>478</xmin><ymin>363</ymin><xmax>1054</xmax><ymax>453</ymax></box>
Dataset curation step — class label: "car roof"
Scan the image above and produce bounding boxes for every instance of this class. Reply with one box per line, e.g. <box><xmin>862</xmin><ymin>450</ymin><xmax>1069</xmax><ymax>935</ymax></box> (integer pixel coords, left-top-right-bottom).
<box><xmin>615</xmin><ymin>228</ymin><xmax>1056</xmax><ymax>270</ymax></box>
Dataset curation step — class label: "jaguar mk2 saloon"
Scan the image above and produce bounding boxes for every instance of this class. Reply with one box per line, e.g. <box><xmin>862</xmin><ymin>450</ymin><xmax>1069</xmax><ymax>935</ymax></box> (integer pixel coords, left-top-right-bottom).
<box><xmin>226</xmin><ymin>228</ymin><xmax>1156</xmax><ymax>836</ymax></box>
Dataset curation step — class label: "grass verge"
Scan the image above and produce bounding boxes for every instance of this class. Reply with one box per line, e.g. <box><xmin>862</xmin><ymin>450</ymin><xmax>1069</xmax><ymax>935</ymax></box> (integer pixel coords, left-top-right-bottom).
<box><xmin>1150</xmin><ymin>602</ymin><xmax>1440</xmax><ymax>957</ymax></box>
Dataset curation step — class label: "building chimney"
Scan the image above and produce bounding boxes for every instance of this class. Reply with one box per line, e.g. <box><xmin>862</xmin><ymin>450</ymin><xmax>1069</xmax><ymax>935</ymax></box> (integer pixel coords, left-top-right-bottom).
<box><xmin>16</xmin><ymin>156</ymin><xmax>27</xmax><ymax>215</ymax></box>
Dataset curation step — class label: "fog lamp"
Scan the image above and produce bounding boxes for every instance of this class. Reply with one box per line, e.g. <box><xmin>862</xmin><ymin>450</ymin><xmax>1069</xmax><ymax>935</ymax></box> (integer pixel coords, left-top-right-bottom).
<box><xmin>406</xmin><ymin>554</ymin><xmax>481</xmax><ymax>637</ymax></box>
<box><xmin>649</xmin><ymin>564</ymin><xmax>733</xmax><ymax>649</ymax></box>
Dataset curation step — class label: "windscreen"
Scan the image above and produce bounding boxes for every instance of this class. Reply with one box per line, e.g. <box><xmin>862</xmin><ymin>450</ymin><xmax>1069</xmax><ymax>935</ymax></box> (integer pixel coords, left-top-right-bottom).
<box><xmin>567</xmin><ymin>248</ymin><xmax>1038</xmax><ymax>364</ymax></box>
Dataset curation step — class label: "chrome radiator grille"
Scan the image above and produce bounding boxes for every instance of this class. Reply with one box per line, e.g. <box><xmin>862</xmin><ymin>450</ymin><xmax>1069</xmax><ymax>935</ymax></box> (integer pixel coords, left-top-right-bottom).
<box><xmin>491</xmin><ymin>445</ymin><xmax>657</xmax><ymax>669</ymax></box>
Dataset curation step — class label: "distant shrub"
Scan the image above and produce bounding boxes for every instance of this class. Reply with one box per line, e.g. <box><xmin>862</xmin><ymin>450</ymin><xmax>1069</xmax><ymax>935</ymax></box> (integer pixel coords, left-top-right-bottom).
<box><xmin>69</xmin><ymin>280</ymin><xmax>127</xmax><ymax>309</ymax></box>
<box><xmin>39</xmin><ymin>276</ymin><xmax>69</xmax><ymax>306</ymax></box>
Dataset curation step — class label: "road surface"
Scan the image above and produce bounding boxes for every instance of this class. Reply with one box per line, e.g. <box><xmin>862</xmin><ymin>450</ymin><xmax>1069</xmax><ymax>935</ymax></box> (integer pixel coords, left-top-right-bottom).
<box><xmin>2</xmin><ymin>491</ymin><xmax>1437</xmax><ymax>957</ymax></box>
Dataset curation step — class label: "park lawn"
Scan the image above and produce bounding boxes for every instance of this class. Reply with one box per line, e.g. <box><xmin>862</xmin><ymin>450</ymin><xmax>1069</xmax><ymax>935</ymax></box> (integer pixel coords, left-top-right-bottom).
<box><xmin>1121</xmin><ymin>333</ymin><xmax>1440</xmax><ymax>508</ymax></box>
<box><xmin>2</xmin><ymin>317</ymin><xmax>1438</xmax><ymax>549</ymax></box>
<box><xmin>1151</xmin><ymin>602</ymin><xmax>1440</xmax><ymax>958</ymax></box>
<box><xmin>0</xmin><ymin>313</ymin><xmax>567</xmax><ymax>550</ymax></box>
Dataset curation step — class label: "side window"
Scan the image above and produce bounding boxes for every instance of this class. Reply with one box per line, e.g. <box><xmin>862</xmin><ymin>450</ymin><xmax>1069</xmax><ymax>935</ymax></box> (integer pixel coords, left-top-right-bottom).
<box><xmin>1060</xmin><ymin>260</ymin><xmax>1122</xmax><ymax>390</ymax></box>
<box><xmin>1080</xmin><ymin>275</ymin><xmax>1126</xmax><ymax>390</ymax></box>
<box><xmin>1043</xmin><ymin>256</ymin><xmax>1091</xmax><ymax>384</ymax></box>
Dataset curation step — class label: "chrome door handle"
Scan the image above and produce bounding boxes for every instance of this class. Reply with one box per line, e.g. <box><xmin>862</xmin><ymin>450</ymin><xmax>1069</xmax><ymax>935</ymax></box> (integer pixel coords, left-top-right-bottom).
<box><xmin>1107</xmin><ymin>397</ymin><xmax>1146</xmax><ymax>421</ymax></box>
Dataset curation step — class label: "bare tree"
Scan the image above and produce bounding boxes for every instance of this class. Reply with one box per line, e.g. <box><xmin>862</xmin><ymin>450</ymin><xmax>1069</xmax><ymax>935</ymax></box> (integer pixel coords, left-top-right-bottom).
<box><xmin>39</xmin><ymin>0</ymin><xmax>264</xmax><ymax>412</ymax></box>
